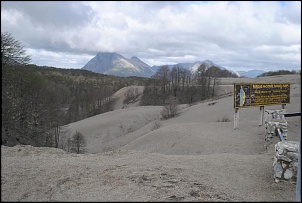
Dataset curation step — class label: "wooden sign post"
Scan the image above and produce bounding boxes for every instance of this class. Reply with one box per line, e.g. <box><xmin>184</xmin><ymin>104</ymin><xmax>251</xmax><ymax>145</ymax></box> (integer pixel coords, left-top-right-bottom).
<box><xmin>259</xmin><ymin>106</ymin><xmax>264</xmax><ymax>126</ymax></box>
<box><xmin>234</xmin><ymin>108</ymin><xmax>239</xmax><ymax>129</ymax></box>
<box><xmin>282</xmin><ymin>104</ymin><xmax>286</xmax><ymax>113</ymax></box>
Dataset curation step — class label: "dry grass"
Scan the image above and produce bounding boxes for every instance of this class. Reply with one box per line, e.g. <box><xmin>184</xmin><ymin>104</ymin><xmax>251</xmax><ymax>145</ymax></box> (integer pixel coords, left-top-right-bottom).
<box><xmin>217</xmin><ymin>116</ymin><xmax>230</xmax><ymax>122</ymax></box>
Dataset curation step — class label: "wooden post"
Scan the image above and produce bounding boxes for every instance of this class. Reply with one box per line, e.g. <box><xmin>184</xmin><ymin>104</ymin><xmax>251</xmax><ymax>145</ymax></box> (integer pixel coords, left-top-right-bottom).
<box><xmin>234</xmin><ymin>108</ymin><xmax>239</xmax><ymax>129</ymax></box>
<box><xmin>259</xmin><ymin>106</ymin><xmax>264</xmax><ymax>126</ymax></box>
<box><xmin>282</xmin><ymin>104</ymin><xmax>286</xmax><ymax>114</ymax></box>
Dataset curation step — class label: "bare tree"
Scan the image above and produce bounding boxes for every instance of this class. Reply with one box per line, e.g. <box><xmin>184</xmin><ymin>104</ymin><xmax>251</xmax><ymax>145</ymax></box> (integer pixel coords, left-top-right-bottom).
<box><xmin>152</xmin><ymin>65</ymin><xmax>170</xmax><ymax>94</ymax></box>
<box><xmin>161</xmin><ymin>96</ymin><xmax>180</xmax><ymax>119</ymax></box>
<box><xmin>123</xmin><ymin>87</ymin><xmax>141</xmax><ymax>105</ymax></box>
<box><xmin>67</xmin><ymin>137</ymin><xmax>72</xmax><ymax>152</ymax></box>
<box><xmin>71</xmin><ymin>131</ymin><xmax>86</xmax><ymax>154</ymax></box>
<box><xmin>195</xmin><ymin>64</ymin><xmax>209</xmax><ymax>100</ymax></box>
<box><xmin>1</xmin><ymin>32</ymin><xmax>31</xmax><ymax>66</ymax></box>
<box><xmin>170</xmin><ymin>66</ymin><xmax>178</xmax><ymax>97</ymax></box>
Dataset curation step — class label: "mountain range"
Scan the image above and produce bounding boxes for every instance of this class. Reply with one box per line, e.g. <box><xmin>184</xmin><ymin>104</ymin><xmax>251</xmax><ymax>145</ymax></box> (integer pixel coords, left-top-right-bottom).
<box><xmin>82</xmin><ymin>52</ymin><xmax>242</xmax><ymax>78</ymax></box>
<box><xmin>237</xmin><ymin>70</ymin><xmax>267</xmax><ymax>78</ymax></box>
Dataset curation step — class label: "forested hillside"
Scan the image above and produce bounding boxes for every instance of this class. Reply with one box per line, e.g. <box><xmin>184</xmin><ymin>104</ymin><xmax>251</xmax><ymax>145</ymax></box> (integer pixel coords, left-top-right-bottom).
<box><xmin>257</xmin><ymin>70</ymin><xmax>298</xmax><ymax>77</ymax></box>
<box><xmin>2</xmin><ymin>64</ymin><xmax>150</xmax><ymax>147</ymax></box>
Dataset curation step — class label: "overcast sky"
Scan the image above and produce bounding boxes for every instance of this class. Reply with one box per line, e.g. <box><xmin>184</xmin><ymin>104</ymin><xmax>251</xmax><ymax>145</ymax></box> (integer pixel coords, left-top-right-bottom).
<box><xmin>1</xmin><ymin>1</ymin><xmax>301</xmax><ymax>72</ymax></box>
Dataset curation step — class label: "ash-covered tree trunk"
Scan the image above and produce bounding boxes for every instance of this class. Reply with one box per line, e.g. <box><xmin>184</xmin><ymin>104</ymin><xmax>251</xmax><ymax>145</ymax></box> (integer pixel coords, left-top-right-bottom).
<box><xmin>71</xmin><ymin>131</ymin><xmax>86</xmax><ymax>154</ymax></box>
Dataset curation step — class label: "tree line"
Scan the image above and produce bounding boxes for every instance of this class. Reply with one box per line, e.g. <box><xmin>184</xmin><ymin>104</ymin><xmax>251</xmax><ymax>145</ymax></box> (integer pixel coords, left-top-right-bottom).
<box><xmin>140</xmin><ymin>64</ymin><xmax>238</xmax><ymax>106</ymax></box>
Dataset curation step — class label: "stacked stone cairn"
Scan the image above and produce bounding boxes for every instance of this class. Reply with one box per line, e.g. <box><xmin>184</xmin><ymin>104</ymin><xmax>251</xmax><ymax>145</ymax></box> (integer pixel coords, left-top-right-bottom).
<box><xmin>265</xmin><ymin>109</ymin><xmax>287</xmax><ymax>141</ymax></box>
<box><xmin>273</xmin><ymin>141</ymin><xmax>299</xmax><ymax>183</ymax></box>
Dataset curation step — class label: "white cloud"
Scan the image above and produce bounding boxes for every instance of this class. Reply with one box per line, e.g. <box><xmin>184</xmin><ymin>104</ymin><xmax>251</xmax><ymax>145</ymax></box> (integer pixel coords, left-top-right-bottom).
<box><xmin>1</xmin><ymin>1</ymin><xmax>301</xmax><ymax>71</ymax></box>
<box><xmin>26</xmin><ymin>48</ymin><xmax>94</xmax><ymax>69</ymax></box>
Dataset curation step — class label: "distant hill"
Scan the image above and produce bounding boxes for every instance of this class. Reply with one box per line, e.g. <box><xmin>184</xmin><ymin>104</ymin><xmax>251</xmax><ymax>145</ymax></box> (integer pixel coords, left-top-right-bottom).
<box><xmin>257</xmin><ymin>69</ymin><xmax>298</xmax><ymax>77</ymax></box>
<box><xmin>82</xmin><ymin>52</ymin><xmax>153</xmax><ymax>77</ymax></box>
<box><xmin>237</xmin><ymin>70</ymin><xmax>267</xmax><ymax>78</ymax></box>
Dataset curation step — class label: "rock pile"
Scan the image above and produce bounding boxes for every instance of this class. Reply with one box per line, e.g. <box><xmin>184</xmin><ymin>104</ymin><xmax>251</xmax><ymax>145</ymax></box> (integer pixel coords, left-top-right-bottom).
<box><xmin>273</xmin><ymin>141</ymin><xmax>299</xmax><ymax>183</ymax></box>
<box><xmin>265</xmin><ymin>109</ymin><xmax>288</xmax><ymax>141</ymax></box>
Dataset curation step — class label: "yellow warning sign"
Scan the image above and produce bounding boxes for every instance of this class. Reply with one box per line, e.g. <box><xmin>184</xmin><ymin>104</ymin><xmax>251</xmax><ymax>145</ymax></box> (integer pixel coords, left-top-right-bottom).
<box><xmin>234</xmin><ymin>83</ymin><xmax>290</xmax><ymax>108</ymax></box>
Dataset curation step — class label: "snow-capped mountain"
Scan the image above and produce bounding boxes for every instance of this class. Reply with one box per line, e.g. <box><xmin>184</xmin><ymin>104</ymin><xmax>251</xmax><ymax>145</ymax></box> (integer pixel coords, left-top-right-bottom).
<box><xmin>229</xmin><ymin>70</ymin><xmax>241</xmax><ymax>77</ymax></box>
<box><xmin>152</xmin><ymin>60</ymin><xmax>226</xmax><ymax>73</ymax></box>
<box><xmin>82</xmin><ymin>52</ymin><xmax>153</xmax><ymax>77</ymax></box>
<box><xmin>237</xmin><ymin>70</ymin><xmax>267</xmax><ymax>78</ymax></box>
<box><xmin>189</xmin><ymin>60</ymin><xmax>226</xmax><ymax>73</ymax></box>
<box><xmin>151</xmin><ymin>60</ymin><xmax>238</xmax><ymax>78</ymax></box>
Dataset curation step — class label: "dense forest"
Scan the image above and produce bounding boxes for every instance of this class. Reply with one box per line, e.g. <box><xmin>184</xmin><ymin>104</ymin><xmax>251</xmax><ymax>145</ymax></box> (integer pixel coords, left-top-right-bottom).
<box><xmin>2</xmin><ymin>64</ymin><xmax>150</xmax><ymax>147</ymax></box>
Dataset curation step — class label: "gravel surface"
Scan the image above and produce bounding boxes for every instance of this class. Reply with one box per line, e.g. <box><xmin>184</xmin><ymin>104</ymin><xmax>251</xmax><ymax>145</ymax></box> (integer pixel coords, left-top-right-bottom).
<box><xmin>1</xmin><ymin>145</ymin><xmax>298</xmax><ymax>202</ymax></box>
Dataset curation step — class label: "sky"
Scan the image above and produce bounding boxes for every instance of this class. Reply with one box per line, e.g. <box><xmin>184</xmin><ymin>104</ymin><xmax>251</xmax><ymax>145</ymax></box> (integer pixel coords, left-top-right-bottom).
<box><xmin>1</xmin><ymin>1</ymin><xmax>301</xmax><ymax>72</ymax></box>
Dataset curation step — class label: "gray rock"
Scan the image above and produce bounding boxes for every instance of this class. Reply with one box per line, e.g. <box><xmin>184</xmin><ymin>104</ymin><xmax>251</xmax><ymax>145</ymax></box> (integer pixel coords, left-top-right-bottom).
<box><xmin>273</xmin><ymin>156</ymin><xmax>277</xmax><ymax>166</ymax></box>
<box><xmin>275</xmin><ymin>154</ymin><xmax>292</xmax><ymax>162</ymax></box>
<box><xmin>273</xmin><ymin>162</ymin><xmax>283</xmax><ymax>178</ymax></box>
<box><xmin>275</xmin><ymin>141</ymin><xmax>299</xmax><ymax>153</ymax></box>
<box><xmin>277</xmin><ymin>148</ymin><xmax>284</xmax><ymax>155</ymax></box>
<box><xmin>287</xmin><ymin>152</ymin><xmax>298</xmax><ymax>161</ymax></box>
<box><xmin>284</xmin><ymin>169</ymin><xmax>293</xmax><ymax>180</ymax></box>
<box><xmin>273</xmin><ymin>141</ymin><xmax>299</xmax><ymax>182</ymax></box>
<box><xmin>289</xmin><ymin>162</ymin><xmax>298</xmax><ymax>168</ymax></box>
